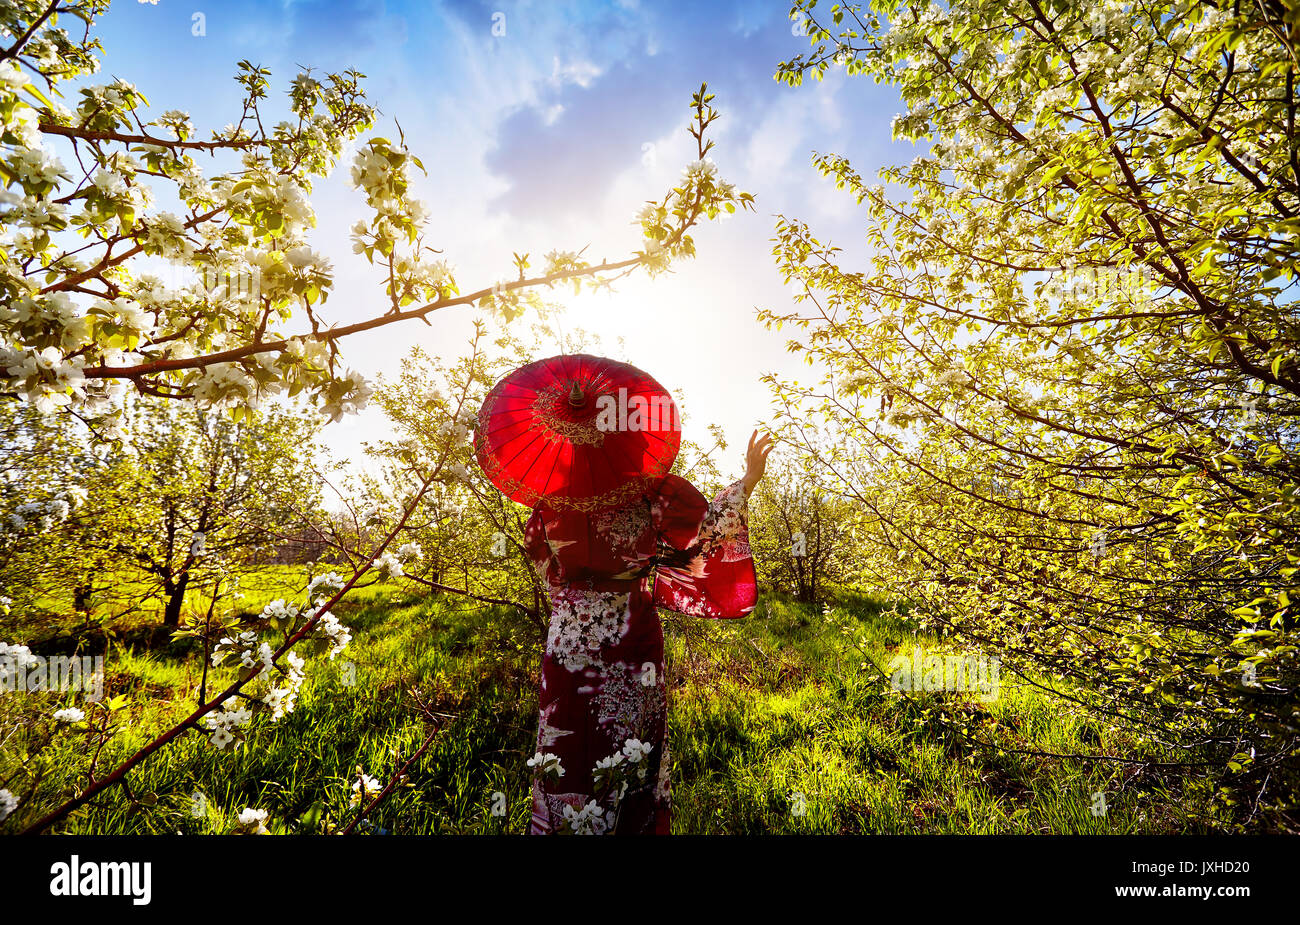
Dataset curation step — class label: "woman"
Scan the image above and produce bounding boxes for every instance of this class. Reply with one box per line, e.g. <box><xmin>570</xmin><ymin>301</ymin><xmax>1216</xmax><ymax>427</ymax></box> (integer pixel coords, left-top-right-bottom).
<box><xmin>521</xmin><ymin>428</ymin><xmax>773</xmax><ymax>834</ymax></box>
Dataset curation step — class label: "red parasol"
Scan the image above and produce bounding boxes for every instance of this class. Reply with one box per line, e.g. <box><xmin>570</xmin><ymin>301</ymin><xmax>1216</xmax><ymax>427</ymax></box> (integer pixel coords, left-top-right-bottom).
<box><xmin>474</xmin><ymin>354</ymin><xmax>681</xmax><ymax>513</ymax></box>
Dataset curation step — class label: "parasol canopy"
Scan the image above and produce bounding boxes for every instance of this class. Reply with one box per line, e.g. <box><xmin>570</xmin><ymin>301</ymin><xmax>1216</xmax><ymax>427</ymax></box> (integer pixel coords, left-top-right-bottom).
<box><xmin>473</xmin><ymin>354</ymin><xmax>681</xmax><ymax>513</ymax></box>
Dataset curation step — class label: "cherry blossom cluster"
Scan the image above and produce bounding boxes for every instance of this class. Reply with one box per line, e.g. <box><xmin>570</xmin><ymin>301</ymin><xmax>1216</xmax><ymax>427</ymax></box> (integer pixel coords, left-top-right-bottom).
<box><xmin>1</xmin><ymin>4</ymin><xmax>379</xmax><ymax>426</ymax></box>
<box><xmin>593</xmin><ymin>738</ymin><xmax>653</xmax><ymax>784</ymax></box>
<box><xmin>590</xmin><ymin>737</ymin><xmax>654</xmax><ymax>811</ymax></box>
<box><xmin>233</xmin><ymin>806</ymin><xmax>270</xmax><ymax>835</ymax></box>
<box><xmin>561</xmin><ymin>800</ymin><xmax>610</xmax><ymax>836</ymax></box>
<box><xmin>199</xmin><ymin>566</ymin><xmax>366</xmax><ymax>748</ymax></box>
<box><xmin>533</xmin><ymin>737</ymin><xmax>655</xmax><ymax>834</ymax></box>
<box><xmin>310</xmin><ymin>609</ymin><xmax>353</xmax><ymax>660</ymax></box>
<box><xmin>348</xmin><ymin>138</ymin><xmax>457</xmax><ymax>311</ymax></box>
<box><xmin>210</xmin><ymin>630</ymin><xmax>272</xmax><ymax>673</ymax></box>
<box><xmin>307</xmin><ymin>570</ymin><xmax>346</xmax><ymax>599</ymax></box>
<box><xmin>0</xmin><ymin>788</ymin><xmax>17</xmax><ymax>822</ymax></box>
<box><xmin>373</xmin><ymin>540</ymin><xmax>422</xmax><ymax>579</ymax></box>
<box><xmin>201</xmin><ymin>701</ymin><xmax>254</xmax><ymax>751</ymax></box>
<box><xmin>2</xmin><ymin>493</ymin><xmax>75</xmax><ymax>534</ymax></box>
<box><xmin>0</xmin><ymin>641</ymin><xmax>38</xmax><ymax>686</ymax></box>
<box><xmin>349</xmin><ymin>771</ymin><xmax>382</xmax><ymax>807</ymax></box>
<box><xmin>526</xmin><ymin>751</ymin><xmax>565</xmax><ymax>779</ymax></box>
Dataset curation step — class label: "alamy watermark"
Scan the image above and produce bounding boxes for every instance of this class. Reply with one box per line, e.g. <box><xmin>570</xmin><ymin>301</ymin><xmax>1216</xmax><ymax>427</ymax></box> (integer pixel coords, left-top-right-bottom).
<box><xmin>49</xmin><ymin>855</ymin><xmax>151</xmax><ymax>905</ymax></box>
<box><xmin>888</xmin><ymin>646</ymin><xmax>1001</xmax><ymax>701</ymax></box>
<box><xmin>1</xmin><ymin>649</ymin><xmax>104</xmax><ymax>702</ymax></box>
<box><xmin>1039</xmin><ymin>263</ymin><xmax>1159</xmax><ymax>303</ymax></box>
<box><xmin>136</xmin><ymin>263</ymin><xmax>261</xmax><ymax>302</ymax></box>
<box><xmin>594</xmin><ymin>387</ymin><xmax>680</xmax><ymax>433</ymax></box>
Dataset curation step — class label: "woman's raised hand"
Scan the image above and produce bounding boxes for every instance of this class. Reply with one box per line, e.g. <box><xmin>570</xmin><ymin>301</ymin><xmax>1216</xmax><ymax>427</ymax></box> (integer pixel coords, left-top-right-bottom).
<box><xmin>741</xmin><ymin>430</ymin><xmax>774</xmax><ymax>495</ymax></box>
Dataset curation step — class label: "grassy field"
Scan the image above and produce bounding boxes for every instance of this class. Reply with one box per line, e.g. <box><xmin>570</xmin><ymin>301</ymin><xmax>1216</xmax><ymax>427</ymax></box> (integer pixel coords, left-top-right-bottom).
<box><xmin>0</xmin><ymin>571</ymin><xmax>1216</xmax><ymax>834</ymax></box>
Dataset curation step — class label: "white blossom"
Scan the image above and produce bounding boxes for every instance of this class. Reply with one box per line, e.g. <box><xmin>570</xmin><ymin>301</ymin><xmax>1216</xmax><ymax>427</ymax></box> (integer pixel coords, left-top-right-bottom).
<box><xmin>374</xmin><ymin>550</ymin><xmax>404</xmax><ymax>579</ymax></box>
<box><xmin>527</xmin><ymin>751</ymin><xmax>565</xmax><ymax>779</ymax></box>
<box><xmin>307</xmin><ymin>571</ymin><xmax>346</xmax><ymax>600</ymax></box>
<box><xmin>561</xmin><ymin>799</ymin><xmax>609</xmax><ymax>835</ymax></box>
<box><xmin>284</xmin><ymin>244</ymin><xmax>331</xmax><ymax>273</ymax></box>
<box><xmin>321</xmin><ymin>369</ymin><xmax>373</xmax><ymax>423</ymax></box>
<box><xmin>265</xmin><ymin>651</ymin><xmax>306</xmax><ymax>720</ymax></box>
<box><xmin>621</xmin><ymin>737</ymin><xmax>653</xmax><ymax>765</ymax></box>
<box><xmin>350</xmin><ymin>772</ymin><xmax>382</xmax><ymax>806</ymax></box>
<box><xmin>0</xmin><ymin>61</ymin><xmax>28</xmax><ymax>93</ymax></box>
<box><xmin>261</xmin><ymin>599</ymin><xmax>299</xmax><ymax>625</ymax></box>
<box><xmin>234</xmin><ymin>806</ymin><xmax>270</xmax><ymax>834</ymax></box>
<box><xmin>312</xmin><ymin>610</ymin><xmax>352</xmax><ymax>659</ymax></box>
<box><xmin>91</xmin><ymin>168</ymin><xmax>128</xmax><ymax>198</ymax></box>
<box><xmin>2</xmin><ymin>346</ymin><xmax>86</xmax><ymax>413</ymax></box>
<box><xmin>0</xmin><ymin>641</ymin><xmax>39</xmax><ymax>672</ymax></box>
<box><xmin>681</xmin><ymin>157</ymin><xmax>719</xmax><ymax>184</ymax></box>
<box><xmin>0</xmin><ymin>789</ymin><xmax>17</xmax><ymax>822</ymax></box>
<box><xmin>201</xmin><ymin>702</ymin><xmax>254</xmax><ymax>750</ymax></box>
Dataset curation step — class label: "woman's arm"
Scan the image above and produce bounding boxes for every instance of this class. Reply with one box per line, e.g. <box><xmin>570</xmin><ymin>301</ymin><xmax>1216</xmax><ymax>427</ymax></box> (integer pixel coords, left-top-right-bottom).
<box><xmin>687</xmin><ymin>431</ymin><xmax>773</xmax><ymax>560</ymax></box>
<box><xmin>651</xmin><ymin>430</ymin><xmax>774</xmax><ymax>562</ymax></box>
<box><xmin>740</xmin><ymin>430</ymin><xmax>774</xmax><ymax>497</ymax></box>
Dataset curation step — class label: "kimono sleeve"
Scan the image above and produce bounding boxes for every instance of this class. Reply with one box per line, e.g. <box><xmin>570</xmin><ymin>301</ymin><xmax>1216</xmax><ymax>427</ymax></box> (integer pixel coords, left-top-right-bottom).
<box><xmin>650</xmin><ymin>474</ymin><xmax>757</xmax><ymax>619</ymax></box>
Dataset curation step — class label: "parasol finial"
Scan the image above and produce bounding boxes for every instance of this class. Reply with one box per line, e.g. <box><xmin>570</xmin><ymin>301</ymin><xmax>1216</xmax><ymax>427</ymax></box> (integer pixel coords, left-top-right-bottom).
<box><xmin>567</xmin><ymin>381</ymin><xmax>584</xmax><ymax>407</ymax></box>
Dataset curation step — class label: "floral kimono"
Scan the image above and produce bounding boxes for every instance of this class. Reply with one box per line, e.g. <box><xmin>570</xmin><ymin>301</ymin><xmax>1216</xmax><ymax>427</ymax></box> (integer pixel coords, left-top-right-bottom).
<box><xmin>523</xmin><ymin>474</ymin><xmax>756</xmax><ymax>834</ymax></box>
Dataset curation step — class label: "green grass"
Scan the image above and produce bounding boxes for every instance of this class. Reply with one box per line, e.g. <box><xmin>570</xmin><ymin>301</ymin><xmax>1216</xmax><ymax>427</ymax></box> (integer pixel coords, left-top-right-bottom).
<box><xmin>665</xmin><ymin>593</ymin><xmax>1210</xmax><ymax>833</ymax></box>
<box><xmin>0</xmin><ymin>577</ymin><xmax>1215</xmax><ymax>834</ymax></box>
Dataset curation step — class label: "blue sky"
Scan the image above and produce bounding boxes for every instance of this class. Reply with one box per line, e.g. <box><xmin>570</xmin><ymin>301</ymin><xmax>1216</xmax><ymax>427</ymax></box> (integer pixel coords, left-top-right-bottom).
<box><xmin>93</xmin><ymin>0</ymin><xmax>913</xmax><ymax>480</ymax></box>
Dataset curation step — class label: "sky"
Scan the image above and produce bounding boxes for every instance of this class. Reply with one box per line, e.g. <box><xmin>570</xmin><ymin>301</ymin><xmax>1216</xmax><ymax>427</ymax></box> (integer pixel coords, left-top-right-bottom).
<box><xmin>91</xmin><ymin>0</ymin><xmax>913</xmax><ymax>481</ymax></box>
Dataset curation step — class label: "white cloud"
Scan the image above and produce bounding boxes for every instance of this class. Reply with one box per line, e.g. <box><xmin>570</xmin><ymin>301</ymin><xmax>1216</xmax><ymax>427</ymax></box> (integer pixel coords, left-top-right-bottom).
<box><xmin>550</xmin><ymin>55</ymin><xmax>602</xmax><ymax>89</ymax></box>
<box><xmin>743</xmin><ymin>69</ymin><xmax>846</xmax><ymax>190</ymax></box>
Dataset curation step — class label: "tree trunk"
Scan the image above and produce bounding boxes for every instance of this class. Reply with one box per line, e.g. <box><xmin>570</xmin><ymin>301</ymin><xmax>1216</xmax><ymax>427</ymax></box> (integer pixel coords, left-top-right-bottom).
<box><xmin>163</xmin><ymin>573</ymin><xmax>190</xmax><ymax>628</ymax></box>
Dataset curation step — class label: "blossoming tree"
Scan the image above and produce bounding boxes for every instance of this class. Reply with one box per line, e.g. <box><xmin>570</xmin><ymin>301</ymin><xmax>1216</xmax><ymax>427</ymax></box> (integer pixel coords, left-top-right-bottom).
<box><xmin>0</xmin><ymin>396</ymin><xmax>322</xmax><ymax>630</ymax></box>
<box><xmin>765</xmin><ymin>0</ymin><xmax>1298</xmax><ymax>828</ymax></box>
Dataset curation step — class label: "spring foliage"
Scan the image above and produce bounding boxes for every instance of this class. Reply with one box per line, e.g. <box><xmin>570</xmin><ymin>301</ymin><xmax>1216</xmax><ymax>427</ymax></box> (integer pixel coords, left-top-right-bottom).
<box><xmin>766</xmin><ymin>0</ymin><xmax>1300</xmax><ymax>828</ymax></box>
